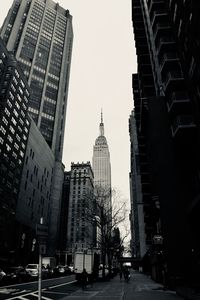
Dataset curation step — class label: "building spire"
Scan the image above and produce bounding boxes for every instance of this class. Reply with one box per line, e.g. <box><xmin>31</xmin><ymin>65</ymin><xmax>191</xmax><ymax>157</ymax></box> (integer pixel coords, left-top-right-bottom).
<box><xmin>99</xmin><ymin>109</ymin><xmax>104</xmax><ymax>136</ymax></box>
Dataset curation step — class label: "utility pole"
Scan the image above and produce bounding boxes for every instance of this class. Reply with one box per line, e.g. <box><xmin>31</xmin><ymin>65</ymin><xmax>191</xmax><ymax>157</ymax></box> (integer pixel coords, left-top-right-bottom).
<box><xmin>36</xmin><ymin>217</ymin><xmax>48</xmax><ymax>300</ymax></box>
<box><xmin>38</xmin><ymin>217</ymin><xmax>43</xmax><ymax>300</ymax></box>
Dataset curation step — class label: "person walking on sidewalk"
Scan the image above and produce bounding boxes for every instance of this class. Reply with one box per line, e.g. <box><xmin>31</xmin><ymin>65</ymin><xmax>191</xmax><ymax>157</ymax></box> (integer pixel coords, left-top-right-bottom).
<box><xmin>123</xmin><ymin>266</ymin><xmax>130</xmax><ymax>282</ymax></box>
<box><xmin>81</xmin><ymin>268</ymin><xmax>88</xmax><ymax>290</ymax></box>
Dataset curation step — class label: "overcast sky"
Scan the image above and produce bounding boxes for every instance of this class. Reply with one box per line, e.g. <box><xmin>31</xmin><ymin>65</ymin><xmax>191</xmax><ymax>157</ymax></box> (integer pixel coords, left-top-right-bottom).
<box><xmin>1</xmin><ymin>0</ymin><xmax>137</xmax><ymax>209</ymax></box>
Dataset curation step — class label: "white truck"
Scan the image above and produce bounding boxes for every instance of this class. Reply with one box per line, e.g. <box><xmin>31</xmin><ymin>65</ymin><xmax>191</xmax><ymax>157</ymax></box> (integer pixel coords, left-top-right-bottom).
<box><xmin>74</xmin><ymin>252</ymin><xmax>93</xmax><ymax>281</ymax></box>
<box><xmin>42</xmin><ymin>257</ymin><xmax>56</xmax><ymax>268</ymax></box>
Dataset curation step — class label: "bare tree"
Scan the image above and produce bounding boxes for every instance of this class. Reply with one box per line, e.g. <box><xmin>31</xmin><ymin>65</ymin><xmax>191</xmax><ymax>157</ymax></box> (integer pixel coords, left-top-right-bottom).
<box><xmin>84</xmin><ymin>186</ymin><xmax>129</xmax><ymax>279</ymax></box>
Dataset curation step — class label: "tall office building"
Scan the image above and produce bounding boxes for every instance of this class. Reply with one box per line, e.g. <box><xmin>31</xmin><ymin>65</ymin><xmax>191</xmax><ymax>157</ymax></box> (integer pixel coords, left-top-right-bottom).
<box><xmin>67</xmin><ymin>162</ymin><xmax>95</xmax><ymax>262</ymax></box>
<box><xmin>92</xmin><ymin>113</ymin><xmax>112</xmax><ymax>210</ymax></box>
<box><xmin>0</xmin><ymin>0</ymin><xmax>73</xmax><ymax>159</ymax></box>
<box><xmin>0</xmin><ymin>0</ymin><xmax>73</xmax><ymax>255</ymax></box>
<box><xmin>131</xmin><ymin>0</ymin><xmax>200</xmax><ymax>285</ymax></box>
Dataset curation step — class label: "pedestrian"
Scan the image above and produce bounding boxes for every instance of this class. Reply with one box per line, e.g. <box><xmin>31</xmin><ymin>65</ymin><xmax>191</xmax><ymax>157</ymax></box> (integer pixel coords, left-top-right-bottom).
<box><xmin>124</xmin><ymin>266</ymin><xmax>130</xmax><ymax>282</ymax></box>
<box><xmin>81</xmin><ymin>268</ymin><xmax>88</xmax><ymax>290</ymax></box>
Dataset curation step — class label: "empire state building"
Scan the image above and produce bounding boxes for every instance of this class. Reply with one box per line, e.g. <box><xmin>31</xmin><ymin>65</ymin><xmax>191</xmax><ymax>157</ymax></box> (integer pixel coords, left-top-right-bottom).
<box><xmin>92</xmin><ymin>112</ymin><xmax>112</xmax><ymax>207</ymax></box>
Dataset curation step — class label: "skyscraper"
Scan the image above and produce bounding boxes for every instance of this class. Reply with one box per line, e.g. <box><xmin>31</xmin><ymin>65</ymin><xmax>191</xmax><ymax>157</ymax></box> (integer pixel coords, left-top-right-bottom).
<box><xmin>0</xmin><ymin>0</ymin><xmax>73</xmax><ymax>160</ymax></box>
<box><xmin>92</xmin><ymin>112</ymin><xmax>112</xmax><ymax>210</ymax></box>
<box><xmin>131</xmin><ymin>0</ymin><xmax>200</xmax><ymax>285</ymax></box>
<box><xmin>0</xmin><ymin>0</ymin><xmax>73</xmax><ymax>255</ymax></box>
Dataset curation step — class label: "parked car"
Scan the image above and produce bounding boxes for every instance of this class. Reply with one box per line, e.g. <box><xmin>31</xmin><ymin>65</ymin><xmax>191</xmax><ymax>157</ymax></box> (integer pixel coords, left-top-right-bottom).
<box><xmin>52</xmin><ymin>265</ymin><xmax>72</xmax><ymax>276</ymax></box>
<box><xmin>4</xmin><ymin>266</ymin><xmax>31</xmax><ymax>283</ymax></box>
<box><xmin>25</xmin><ymin>264</ymin><xmax>39</xmax><ymax>278</ymax></box>
<box><xmin>0</xmin><ymin>268</ymin><xmax>6</xmax><ymax>285</ymax></box>
<box><xmin>68</xmin><ymin>264</ymin><xmax>74</xmax><ymax>273</ymax></box>
<box><xmin>53</xmin><ymin>265</ymin><xmax>65</xmax><ymax>277</ymax></box>
<box><xmin>64</xmin><ymin>265</ymin><xmax>72</xmax><ymax>274</ymax></box>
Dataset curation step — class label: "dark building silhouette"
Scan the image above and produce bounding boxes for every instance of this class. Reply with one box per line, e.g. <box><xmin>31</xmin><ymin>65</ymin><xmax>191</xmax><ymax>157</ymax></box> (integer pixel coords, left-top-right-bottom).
<box><xmin>0</xmin><ymin>38</ymin><xmax>30</xmax><ymax>264</ymax></box>
<box><xmin>130</xmin><ymin>0</ymin><xmax>200</xmax><ymax>285</ymax></box>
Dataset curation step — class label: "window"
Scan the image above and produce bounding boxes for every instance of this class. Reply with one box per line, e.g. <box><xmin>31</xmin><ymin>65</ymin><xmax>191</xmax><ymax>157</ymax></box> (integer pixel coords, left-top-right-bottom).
<box><xmin>7</xmin><ymin>135</ymin><xmax>13</xmax><ymax>143</ymax></box>
<box><xmin>2</xmin><ymin>117</ymin><xmax>8</xmax><ymax>126</ymax></box>
<box><xmin>5</xmin><ymin>108</ymin><xmax>10</xmax><ymax>117</ymax></box>
<box><xmin>0</xmin><ymin>126</ymin><xmax>6</xmax><ymax>135</ymax></box>
<box><xmin>9</xmin><ymin>125</ymin><xmax>15</xmax><ymax>134</ymax></box>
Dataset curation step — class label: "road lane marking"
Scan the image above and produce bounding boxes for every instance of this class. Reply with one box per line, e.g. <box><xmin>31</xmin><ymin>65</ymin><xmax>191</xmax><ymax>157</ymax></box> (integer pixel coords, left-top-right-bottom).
<box><xmin>5</xmin><ymin>280</ymin><xmax>76</xmax><ymax>299</ymax></box>
<box><xmin>0</xmin><ymin>275</ymin><xmax>75</xmax><ymax>288</ymax></box>
<box><xmin>30</xmin><ymin>293</ymin><xmax>52</xmax><ymax>300</ymax></box>
<box><xmin>44</xmin><ymin>280</ymin><xmax>77</xmax><ymax>289</ymax></box>
<box><xmin>12</xmin><ymin>289</ymin><xmax>29</xmax><ymax>295</ymax></box>
<box><xmin>6</xmin><ymin>291</ymin><xmax>45</xmax><ymax>300</ymax></box>
<box><xmin>0</xmin><ymin>288</ymin><xmax>20</xmax><ymax>294</ymax></box>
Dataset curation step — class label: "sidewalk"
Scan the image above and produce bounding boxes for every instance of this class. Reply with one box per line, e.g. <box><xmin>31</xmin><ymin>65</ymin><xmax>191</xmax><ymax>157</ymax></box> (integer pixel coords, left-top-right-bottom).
<box><xmin>61</xmin><ymin>270</ymin><xmax>184</xmax><ymax>300</ymax></box>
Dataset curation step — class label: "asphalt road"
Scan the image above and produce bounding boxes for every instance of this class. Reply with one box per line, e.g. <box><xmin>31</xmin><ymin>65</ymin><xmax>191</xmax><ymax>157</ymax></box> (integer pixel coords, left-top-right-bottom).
<box><xmin>0</xmin><ymin>274</ymin><xmax>78</xmax><ymax>299</ymax></box>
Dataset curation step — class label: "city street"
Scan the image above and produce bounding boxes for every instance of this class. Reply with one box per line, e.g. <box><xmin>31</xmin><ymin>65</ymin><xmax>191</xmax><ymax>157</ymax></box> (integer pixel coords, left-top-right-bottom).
<box><xmin>0</xmin><ymin>271</ymin><xmax>185</xmax><ymax>300</ymax></box>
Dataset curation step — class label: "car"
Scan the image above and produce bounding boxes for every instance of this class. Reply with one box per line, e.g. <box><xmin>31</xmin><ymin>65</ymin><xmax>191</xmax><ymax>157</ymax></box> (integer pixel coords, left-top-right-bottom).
<box><xmin>64</xmin><ymin>265</ymin><xmax>72</xmax><ymax>274</ymax></box>
<box><xmin>68</xmin><ymin>264</ymin><xmax>74</xmax><ymax>273</ymax></box>
<box><xmin>53</xmin><ymin>265</ymin><xmax>71</xmax><ymax>277</ymax></box>
<box><xmin>25</xmin><ymin>264</ymin><xmax>39</xmax><ymax>278</ymax></box>
<box><xmin>4</xmin><ymin>266</ymin><xmax>31</xmax><ymax>283</ymax></box>
<box><xmin>0</xmin><ymin>268</ymin><xmax>6</xmax><ymax>285</ymax></box>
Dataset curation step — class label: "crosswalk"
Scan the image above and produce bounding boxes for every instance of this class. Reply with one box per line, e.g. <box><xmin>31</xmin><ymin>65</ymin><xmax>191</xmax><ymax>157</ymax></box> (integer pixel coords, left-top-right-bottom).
<box><xmin>3</xmin><ymin>291</ymin><xmax>53</xmax><ymax>300</ymax></box>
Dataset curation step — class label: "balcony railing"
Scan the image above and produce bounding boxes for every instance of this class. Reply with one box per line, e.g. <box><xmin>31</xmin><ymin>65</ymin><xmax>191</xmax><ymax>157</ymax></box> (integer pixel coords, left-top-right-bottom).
<box><xmin>156</xmin><ymin>36</ymin><xmax>175</xmax><ymax>53</ymax></box>
<box><xmin>167</xmin><ymin>91</ymin><xmax>191</xmax><ymax>113</ymax></box>
<box><xmin>153</xmin><ymin>22</ymin><xmax>171</xmax><ymax>38</ymax></box>
<box><xmin>164</xmin><ymin>70</ymin><xmax>184</xmax><ymax>89</ymax></box>
<box><xmin>159</xmin><ymin>52</ymin><xmax>179</xmax><ymax>70</ymax></box>
<box><xmin>151</xmin><ymin>9</ymin><xmax>168</xmax><ymax>26</ymax></box>
<box><xmin>171</xmin><ymin>115</ymin><xmax>196</xmax><ymax>137</ymax></box>
<box><xmin>148</xmin><ymin>0</ymin><xmax>165</xmax><ymax>14</ymax></box>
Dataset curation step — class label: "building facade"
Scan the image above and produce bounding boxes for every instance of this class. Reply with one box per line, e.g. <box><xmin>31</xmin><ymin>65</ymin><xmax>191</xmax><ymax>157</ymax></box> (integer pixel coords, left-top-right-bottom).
<box><xmin>0</xmin><ymin>0</ymin><xmax>73</xmax><ymax>255</ymax></box>
<box><xmin>16</xmin><ymin>119</ymin><xmax>55</xmax><ymax>264</ymax></box>
<box><xmin>67</xmin><ymin>162</ymin><xmax>95</xmax><ymax>262</ymax></box>
<box><xmin>0</xmin><ymin>38</ymin><xmax>31</xmax><ymax>265</ymax></box>
<box><xmin>57</xmin><ymin>171</ymin><xmax>71</xmax><ymax>264</ymax></box>
<box><xmin>131</xmin><ymin>0</ymin><xmax>200</xmax><ymax>285</ymax></box>
<box><xmin>129</xmin><ymin>110</ymin><xmax>146</xmax><ymax>260</ymax></box>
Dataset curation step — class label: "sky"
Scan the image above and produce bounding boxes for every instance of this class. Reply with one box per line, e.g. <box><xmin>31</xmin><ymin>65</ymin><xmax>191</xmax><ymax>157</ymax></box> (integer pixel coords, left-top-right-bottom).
<box><xmin>0</xmin><ymin>0</ymin><xmax>137</xmax><ymax>230</ymax></box>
